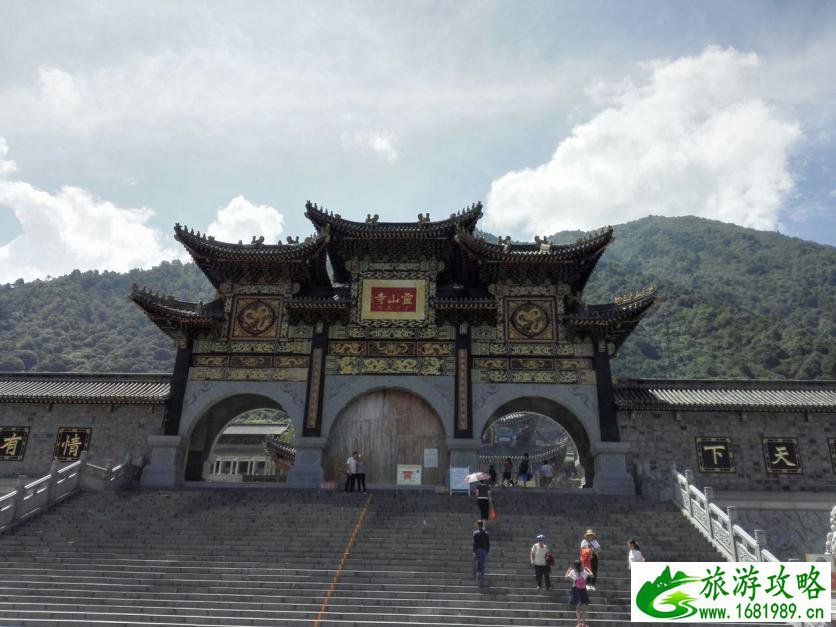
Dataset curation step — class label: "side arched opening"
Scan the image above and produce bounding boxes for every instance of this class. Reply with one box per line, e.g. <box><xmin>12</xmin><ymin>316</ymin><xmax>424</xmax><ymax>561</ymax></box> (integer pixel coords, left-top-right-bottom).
<box><xmin>480</xmin><ymin>397</ymin><xmax>594</xmax><ymax>488</ymax></box>
<box><xmin>184</xmin><ymin>393</ymin><xmax>285</xmax><ymax>482</ymax></box>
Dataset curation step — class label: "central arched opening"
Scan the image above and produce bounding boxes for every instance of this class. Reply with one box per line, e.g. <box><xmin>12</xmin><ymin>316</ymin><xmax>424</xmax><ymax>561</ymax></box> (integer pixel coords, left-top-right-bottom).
<box><xmin>184</xmin><ymin>394</ymin><xmax>294</xmax><ymax>482</ymax></box>
<box><xmin>480</xmin><ymin>397</ymin><xmax>594</xmax><ymax>489</ymax></box>
<box><xmin>325</xmin><ymin>388</ymin><xmax>448</xmax><ymax>486</ymax></box>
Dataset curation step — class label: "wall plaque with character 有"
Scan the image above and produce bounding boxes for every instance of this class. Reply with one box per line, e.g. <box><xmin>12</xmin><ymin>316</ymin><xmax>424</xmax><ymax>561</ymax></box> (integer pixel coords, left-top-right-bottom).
<box><xmin>0</xmin><ymin>426</ymin><xmax>30</xmax><ymax>461</ymax></box>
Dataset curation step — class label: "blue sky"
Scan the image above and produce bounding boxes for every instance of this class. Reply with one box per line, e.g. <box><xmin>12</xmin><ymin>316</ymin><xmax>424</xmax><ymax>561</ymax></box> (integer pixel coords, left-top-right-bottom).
<box><xmin>0</xmin><ymin>1</ymin><xmax>834</xmax><ymax>282</ymax></box>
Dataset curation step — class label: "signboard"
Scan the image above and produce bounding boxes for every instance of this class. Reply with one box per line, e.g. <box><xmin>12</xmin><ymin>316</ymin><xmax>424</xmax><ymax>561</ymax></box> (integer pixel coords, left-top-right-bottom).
<box><xmin>423</xmin><ymin>448</ymin><xmax>438</xmax><ymax>468</ymax></box>
<box><xmin>450</xmin><ymin>467</ymin><xmax>471</xmax><ymax>494</ymax></box>
<box><xmin>396</xmin><ymin>464</ymin><xmax>422</xmax><ymax>486</ymax></box>
<box><xmin>763</xmin><ymin>437</ymin><xmax>803</xmax><ymax>474</ymax></box>
<box><xmin>53</xmin><ymin>427</ymin><xmax>92</xmax><ymax>462</ymax></box>
<box><xmin>361</xmin><ymin>279</ymin><xmax>426</xmax><ymax>321</ymax></box>
<box><xmin>695</xmin><ymin>437</ymin><xmax>735</xmax><ymax>473</ymax></box>
<box><xmin>0</xmin><ymin>426</ymin><xmax>30</xmax><ymax>461</ymax></box>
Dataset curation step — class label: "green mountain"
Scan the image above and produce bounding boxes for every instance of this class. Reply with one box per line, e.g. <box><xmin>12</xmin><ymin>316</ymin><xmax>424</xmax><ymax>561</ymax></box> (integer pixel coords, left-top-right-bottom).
<box><xmin>0</xmin><ymin>215</ymin><xmax>833</xmax><ymax>379</ymax></box>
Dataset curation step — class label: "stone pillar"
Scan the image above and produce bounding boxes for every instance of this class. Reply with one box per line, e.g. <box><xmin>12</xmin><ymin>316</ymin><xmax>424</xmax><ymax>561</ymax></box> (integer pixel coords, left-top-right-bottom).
<box><xmin>447</xmin><ymin>438</ymin><xmax>481</xmax><ymax>476</ymax></box>
<box><xmin>591</xmin><ymin>441</ymin><xmax>635</xmax><ymax>495</ymax></box>
<box><xmin>140</xmin><ymin>435</ymin><xmax>184</xmax><ymax>488</ymax></box>
<box><xmin>287</xmin><ymin>437</ymin><xmax>326</xmax><ymax>487</ymax></box>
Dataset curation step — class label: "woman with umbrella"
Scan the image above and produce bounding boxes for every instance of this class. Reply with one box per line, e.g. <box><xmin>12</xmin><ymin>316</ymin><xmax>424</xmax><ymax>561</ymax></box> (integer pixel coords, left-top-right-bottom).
<box><xmin>465</xmin><ymin>471</ymin><xmax>493</xmax><ymax>524</ymax></box>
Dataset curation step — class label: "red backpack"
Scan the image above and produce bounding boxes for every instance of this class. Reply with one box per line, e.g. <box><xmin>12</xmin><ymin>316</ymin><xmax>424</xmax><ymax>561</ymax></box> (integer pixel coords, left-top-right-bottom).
<box><xmin>580</xmin><ymin>547</ymin><xmax>593</xmax><ymax>570</ymax></box>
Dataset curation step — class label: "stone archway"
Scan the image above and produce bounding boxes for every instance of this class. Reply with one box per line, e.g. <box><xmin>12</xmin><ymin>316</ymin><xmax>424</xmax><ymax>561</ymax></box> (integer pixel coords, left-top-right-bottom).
<box><xmin>482</xmin><ymin>397</ymin><xmax>594</xmax><ymax>487</ymax></box>
<box><xmin>325</xmin><ymin>389</ymin><xmax>448</xmax><ymax>485</ymax></box>
<box><xmin>183</xmin><ymin>393</ymin><xmax>282</xmax><ymax>481</ymax></box>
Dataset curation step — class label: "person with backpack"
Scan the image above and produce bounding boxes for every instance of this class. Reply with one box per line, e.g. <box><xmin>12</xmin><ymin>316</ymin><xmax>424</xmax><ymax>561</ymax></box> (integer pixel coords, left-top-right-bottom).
<box><xmin>580</xmin><ymin>529</ymin><xmax>600</xmax><ymax>590</ymax></box>
<box><xmin>529</xmin><ymin>533</ymin><xmax>552</xmax><ymax>590</ymax></box>
<box><xmin>627</xmin><ymin>539</ymin><xmax>645</xmax><ymax>569</ymax></box>
<box><xmin>472</xmin><ymin>520</ymin><xmax>490</xmax><ymax>588</ymax></box>
<box><xmin>565</xmin><ymin>559</ymin><xmax>592</xmax><ymax>627</ymax></box>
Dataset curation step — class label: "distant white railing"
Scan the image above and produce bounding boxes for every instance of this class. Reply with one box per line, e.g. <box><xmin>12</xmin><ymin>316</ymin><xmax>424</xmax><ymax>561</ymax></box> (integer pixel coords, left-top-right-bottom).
<box><xmin>671</xmin><ymin>466</ymin><xmax>779</xmax><ymax>562</ymax></box>
<box><xmin>0</xmin><ymin>451</ymin><xmax>132</xmax><ymax>535</ymax></box>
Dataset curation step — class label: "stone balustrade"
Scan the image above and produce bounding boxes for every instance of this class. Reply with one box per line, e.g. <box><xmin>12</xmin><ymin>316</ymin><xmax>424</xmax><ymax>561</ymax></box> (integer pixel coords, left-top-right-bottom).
<box><xmin>672</xmin><ymin>465</ymin><xmax>779</xmax><ymax>562</ymax></box>
<box><xmin>0</xmin><ymin>451</ymin><xmax>132</xmax><ymax>535</ymax></box>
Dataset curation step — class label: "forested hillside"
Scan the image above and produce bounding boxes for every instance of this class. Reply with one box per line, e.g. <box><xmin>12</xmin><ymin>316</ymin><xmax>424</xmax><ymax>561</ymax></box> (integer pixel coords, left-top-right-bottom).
<box><xmin>0</xmin><ymin>215</ymin><xmax>833</xmax><ymax>379</ymax></box>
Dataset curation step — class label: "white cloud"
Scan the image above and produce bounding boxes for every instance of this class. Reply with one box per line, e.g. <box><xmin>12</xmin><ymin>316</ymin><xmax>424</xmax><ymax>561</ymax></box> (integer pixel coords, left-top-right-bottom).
<box><xmin>484</xmin><ymin>47</ymin><xmax>802</xmax><ymax>238</ymax></box>
<box><xmin>206</xmin><ymin>195</ymin><xmax>284</xmax><ymax>244</ymax></box>
<box><xmin>0</xmin><ymin>138</ymin><xmax>16</xmax><ymax>176</ymax></box>
<box><xmin>341</xmin><ymin>130</ymin><xmax>399</xmax><ymax>163</ymax></box>
<box><xmin>0</xmin><ymin>138</ymin><xmax>177</xmax><ymax>283</ymax></box>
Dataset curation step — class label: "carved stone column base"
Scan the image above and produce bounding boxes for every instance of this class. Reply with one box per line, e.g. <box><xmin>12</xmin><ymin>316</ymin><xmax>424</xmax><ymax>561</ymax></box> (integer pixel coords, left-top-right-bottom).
<box><xmin>591</xmin><ymin>441</ymin><xmax>636</xmax><ymax>495</ymax></box>
<box><xmin>287</xmin><ymin>437</ymin><xmax>326</xmax><ymax>487</ymax></box>
<box><xmin>140</xmin><ymin>435</ymin><xmax>183</xmax><ymax>488</ymax></box>
<box><xmin>446</xmin><ymin>438</ymin><xmax>482</xmax><ymax>475</ymax></box>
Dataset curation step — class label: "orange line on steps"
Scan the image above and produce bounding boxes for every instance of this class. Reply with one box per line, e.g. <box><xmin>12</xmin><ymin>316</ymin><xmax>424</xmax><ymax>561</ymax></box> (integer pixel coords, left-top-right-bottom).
<box><xmin>313</xmin><ymin>493</ymin><xmax>372</xmax><ymax>627</ymax></box>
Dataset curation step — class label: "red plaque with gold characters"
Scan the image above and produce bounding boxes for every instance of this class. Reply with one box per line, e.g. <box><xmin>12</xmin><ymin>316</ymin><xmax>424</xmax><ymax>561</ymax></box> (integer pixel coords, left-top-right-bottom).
<box><xmin>361</xmin><ymin>279</ymin><xmax>426</xmax><ymax>321</ymax></box>
<box><xmin>53</xmin><ymin>427</ymin><xmax>92</xmax><ymax>462</ymax></box>
<box><xmin>0</xmin><ymin>426</ymin><xmax>30</xmax><ymax>461</ymax></box>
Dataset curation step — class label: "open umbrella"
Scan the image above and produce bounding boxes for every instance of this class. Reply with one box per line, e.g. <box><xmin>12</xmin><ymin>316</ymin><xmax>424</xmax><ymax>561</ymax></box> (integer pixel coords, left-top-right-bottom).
<box><xmin>464</xmin><ymin>471</ymin><xmax>490</xmax><ymax>483</ymax></box>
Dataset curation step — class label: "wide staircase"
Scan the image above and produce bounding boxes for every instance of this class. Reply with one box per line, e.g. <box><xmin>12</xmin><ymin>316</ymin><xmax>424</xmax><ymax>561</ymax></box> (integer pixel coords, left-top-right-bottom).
<box><xmin>0</xmin><ymin>487</ymin><xmax>724</xmax><ymax>626</ymax></box>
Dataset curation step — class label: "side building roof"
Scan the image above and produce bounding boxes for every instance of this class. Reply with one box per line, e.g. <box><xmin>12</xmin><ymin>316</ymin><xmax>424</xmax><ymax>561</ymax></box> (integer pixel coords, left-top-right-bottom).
<box><xmin>0</xmin><ymin>373</ymin><xmax>171</xmax><ymax>405</ymax></box>
<box><xmin>614</xmin><ymin>379</ymin><xmax>836</xmax><ymax>413</ymax></box>
<box><xmin>2</xmin><ymin>373</ymin><xmax>834</xmax><ymax>413</ymax></box>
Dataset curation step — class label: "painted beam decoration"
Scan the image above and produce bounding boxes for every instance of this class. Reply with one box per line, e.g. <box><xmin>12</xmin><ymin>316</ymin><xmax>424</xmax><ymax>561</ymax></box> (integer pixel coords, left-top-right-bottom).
<box><xmin>53</xmin><ymin>428</ymin><xmax>92</xmax><ymax>462</ymax></box>
<box><xmin>695</xmin><ymin>436</ymin><xmax>735</xmax><ymax>473</ymax></box>
<box><xmin>762</xmin><ymin>437</ymin><xmax>803</xmax><ymax>474</ymax></box>
<box><xmin>361</xmin><ymin>279</ymin><xmax>426</xmax><ymax>321</ymax></box>
<box><xmin>0</xmin><ymin>426</ymin><xmax>30</xmax><ymax>461</ymax></box>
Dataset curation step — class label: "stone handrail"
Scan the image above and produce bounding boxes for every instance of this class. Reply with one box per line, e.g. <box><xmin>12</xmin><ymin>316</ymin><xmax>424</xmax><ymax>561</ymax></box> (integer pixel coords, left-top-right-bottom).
<box><xmin>0</xmin><ymin>451</ymin><xmax>132</xmax><ymax>535</ymax></box>
<box><xmin>672</xmin><ymin>466</ymin><xmax>778</xmax><ymax>562</ymax></box>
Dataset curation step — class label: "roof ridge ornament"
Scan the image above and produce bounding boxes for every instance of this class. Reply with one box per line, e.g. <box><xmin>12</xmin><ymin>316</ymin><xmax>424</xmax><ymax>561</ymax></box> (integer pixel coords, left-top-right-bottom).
<box><xmin>534</xmin><ymin>235</ymin><xmax>553</xmax><ymax>252</ymax></box>
<box><xmin>366</xmin><ymin>213</ymin><xmax>379</xmax><ymax>224</ymax></box>
<box><xmin>613</xmin><ymin>284</ymin><xmax>657</xmax><ymax>305</ymax></box>
<box><xmin>417</xmin><ymin>212</ymin><xmax>431</xmax><ymax>224</ymax></box>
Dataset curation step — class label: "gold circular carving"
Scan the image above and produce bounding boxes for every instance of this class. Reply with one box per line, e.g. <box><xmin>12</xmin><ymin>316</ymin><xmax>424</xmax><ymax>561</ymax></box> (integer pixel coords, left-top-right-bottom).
<box><xmin>510</xmin><ymin>302</ymin><xmax>550</xmax><ymax>338</ymax></box>
<box><xmin>237</xmin><ymin>300</ymin><xmax>276</xmax><ymax>336</ymax></box>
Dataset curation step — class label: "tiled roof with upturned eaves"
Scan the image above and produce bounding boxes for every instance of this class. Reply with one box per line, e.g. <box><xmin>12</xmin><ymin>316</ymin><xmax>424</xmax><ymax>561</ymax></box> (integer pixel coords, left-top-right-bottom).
<box><xmin>304</xmin><ymin>201</ymin><xmax>483</xmax><ymax>238</ymax></box>
<box><xmin>614</xmin><ymin>379</ymin><xmax>836</xmax><ymax>413</ymax></box>
<box><xmin>174</xmin><ymin>224</ymin><xmax>329</xmax><ymax>262</ymax></box>
<box><xmin>0</xmin><ymin>373</ymin><xmax>170</xmax><ymax>404</ymax></box>
<box><xmin>453</xmin><ymin>226</ymin><xmax>614</xmax><ymax>263</ymax></box>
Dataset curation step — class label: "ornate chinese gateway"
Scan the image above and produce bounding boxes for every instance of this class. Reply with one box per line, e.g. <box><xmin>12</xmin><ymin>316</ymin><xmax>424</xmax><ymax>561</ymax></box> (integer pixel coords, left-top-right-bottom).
<box><xmin>128</xmin><ymin>201</ymin><xmax>656</xmax><ymax>493</ymax></box>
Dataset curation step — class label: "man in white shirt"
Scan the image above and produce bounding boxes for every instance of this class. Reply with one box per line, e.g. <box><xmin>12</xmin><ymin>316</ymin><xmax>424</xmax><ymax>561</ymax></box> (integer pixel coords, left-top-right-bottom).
<box><xmin>529</xmin><ymin>534</ymin><xmax>552</xmax><ymax>590</ymax></box>
<box><xmin>344</xmin><ymin>451</ymin><xmax>358</xmax><ymax>492</ymax></box>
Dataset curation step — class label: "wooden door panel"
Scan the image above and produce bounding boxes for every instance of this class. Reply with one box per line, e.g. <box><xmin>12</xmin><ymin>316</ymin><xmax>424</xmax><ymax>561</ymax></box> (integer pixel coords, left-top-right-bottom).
<box><xmin>325</xmin><ymin>389</ymin><xmax>448</xmax><ymax>485</ymax></box>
